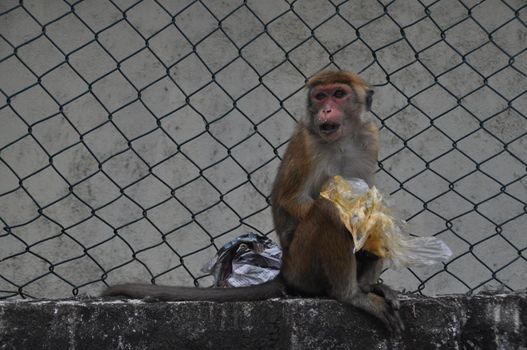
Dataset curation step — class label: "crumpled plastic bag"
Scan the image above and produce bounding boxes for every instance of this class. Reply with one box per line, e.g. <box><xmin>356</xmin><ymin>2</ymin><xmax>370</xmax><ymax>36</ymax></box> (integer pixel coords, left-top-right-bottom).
<box><xmin>202</xmin><ymin>233</ymin><xmax>282</xmax><ymax>287</ymax></box>
<box><xmin>320</xmin><ymin>175</ymin><xmax>452</xmax><ymax>269</ymax></box>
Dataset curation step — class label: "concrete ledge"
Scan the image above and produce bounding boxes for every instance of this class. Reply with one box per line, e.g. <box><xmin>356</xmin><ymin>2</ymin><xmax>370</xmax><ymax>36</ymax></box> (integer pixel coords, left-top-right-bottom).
<box><xmin>0</xmin><ymin>292</ymin><xmax>525</xmax><ymax>350</ymax></box>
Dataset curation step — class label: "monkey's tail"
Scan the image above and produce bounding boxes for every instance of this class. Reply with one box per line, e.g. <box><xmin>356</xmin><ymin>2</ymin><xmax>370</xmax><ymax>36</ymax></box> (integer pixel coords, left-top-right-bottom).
<box><xmin>101</xmin><ymin>278</ymin><xmax>286</xmax><ymax>302</ymax></box>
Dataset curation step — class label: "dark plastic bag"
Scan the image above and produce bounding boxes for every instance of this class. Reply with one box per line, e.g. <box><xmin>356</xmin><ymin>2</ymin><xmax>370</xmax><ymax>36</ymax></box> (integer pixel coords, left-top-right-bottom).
<box><xmin>202</xmin><ymin>233</ymin><xmax>282</xmax><ymax>287</ymax></box>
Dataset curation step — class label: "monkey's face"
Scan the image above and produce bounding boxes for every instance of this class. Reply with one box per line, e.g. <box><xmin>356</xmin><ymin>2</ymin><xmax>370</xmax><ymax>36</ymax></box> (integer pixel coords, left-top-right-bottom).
<box><xmin>309</xmin><ymin>83</ymin><xmax>355</xmax><ymax>142</ymax></box>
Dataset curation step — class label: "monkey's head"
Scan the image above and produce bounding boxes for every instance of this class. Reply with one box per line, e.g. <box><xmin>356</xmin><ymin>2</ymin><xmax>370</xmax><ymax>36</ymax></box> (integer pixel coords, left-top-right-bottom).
<box><xmin>306</xmin><ymin>70</ymin><xmax>373</xmax><ymax>142</ymax></box>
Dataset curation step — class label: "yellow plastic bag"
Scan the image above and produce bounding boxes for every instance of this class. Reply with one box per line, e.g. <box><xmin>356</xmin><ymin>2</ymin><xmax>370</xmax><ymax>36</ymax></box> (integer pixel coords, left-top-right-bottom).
<box><xmin>320</xmin><ymin>176</ymin><xmax>452</xmax><ymax>268</ymax></box>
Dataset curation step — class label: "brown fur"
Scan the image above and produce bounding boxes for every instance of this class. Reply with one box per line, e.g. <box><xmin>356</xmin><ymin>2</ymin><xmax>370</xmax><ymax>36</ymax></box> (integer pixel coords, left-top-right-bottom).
<box><xmin>307</xmin><ymin>70</ymin><xmax>370</xmax><ymax>107</ymax></box>
<box><xmin>272</xmin><ymin>70</ymin><xmax>402</xmax><ymax>332</ymax></box>
<box><xmin>307</xmin><ymin>70</ymin><xmax>369</xmax><ymax>91</ymax></box>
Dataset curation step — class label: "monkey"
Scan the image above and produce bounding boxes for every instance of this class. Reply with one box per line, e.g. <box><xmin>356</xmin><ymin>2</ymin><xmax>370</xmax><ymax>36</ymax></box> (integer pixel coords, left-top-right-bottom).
<box><xmin>270</xmin><ymin>70</ymin><xmax>402</xmax><ymax>333</ymax></box>
<box><xmin>102</xmin><ymin>70</ymin><xmax>404</xmax><ymax>333</ymax></box>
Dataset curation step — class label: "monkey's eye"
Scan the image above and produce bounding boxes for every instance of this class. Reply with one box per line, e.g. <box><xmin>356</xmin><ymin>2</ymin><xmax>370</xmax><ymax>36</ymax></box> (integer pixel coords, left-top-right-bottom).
<box><xmin>314</xmin><ymin>92</ymin><xmax>326</xmax><ymax>101</ymax></box>
<box><xmin>333</xmin><ymin>90</ymin><xmax>346</xmax><ymax>98</ymax></box>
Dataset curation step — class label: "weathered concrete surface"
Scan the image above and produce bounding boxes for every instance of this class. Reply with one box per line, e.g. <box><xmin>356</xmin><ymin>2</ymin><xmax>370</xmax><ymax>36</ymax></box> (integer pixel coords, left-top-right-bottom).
<box><xmin>0</xmin><ymin>292</ymin><xmax>525</xmax><ymax>350</ymax></box>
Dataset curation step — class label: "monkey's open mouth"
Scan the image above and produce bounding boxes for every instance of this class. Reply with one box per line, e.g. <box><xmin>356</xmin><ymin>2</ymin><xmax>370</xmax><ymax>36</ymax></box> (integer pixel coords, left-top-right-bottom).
<box><xmin>320</xmin><ymin>122</ymin><xmax>341</xmax><ymax>135</ymax></box>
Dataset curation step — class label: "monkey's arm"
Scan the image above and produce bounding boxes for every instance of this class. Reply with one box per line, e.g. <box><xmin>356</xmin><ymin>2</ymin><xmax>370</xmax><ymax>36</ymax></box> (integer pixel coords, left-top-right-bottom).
<box><xmin>272</xmin><ymin>128</ymin><xmax>315</xmax><ymax>221</ymax></box>
<box><xmin>271</xmin><ymin>128</ymin><xmax>317</xmax><ymax>250</ymax></box>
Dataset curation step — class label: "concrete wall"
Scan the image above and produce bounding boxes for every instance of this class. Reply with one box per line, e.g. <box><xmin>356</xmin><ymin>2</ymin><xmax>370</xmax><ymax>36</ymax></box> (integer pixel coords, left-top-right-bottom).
<box><xmin>1</xmin><ymin>292</ymin><xmax>526</xmax><ymax>349</ymax></box>
<box><xmin>0</xmin><ymin>0</ymin><xmax>525</xmax><ymax>299</ymax></box>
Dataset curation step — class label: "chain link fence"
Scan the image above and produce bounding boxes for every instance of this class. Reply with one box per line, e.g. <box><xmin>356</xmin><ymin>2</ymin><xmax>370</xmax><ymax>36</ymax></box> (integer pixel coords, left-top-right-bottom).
<box><xmin>0</xmin><ymin>0</ymin><xmax>525</xmax><ymax>299</ymax></box>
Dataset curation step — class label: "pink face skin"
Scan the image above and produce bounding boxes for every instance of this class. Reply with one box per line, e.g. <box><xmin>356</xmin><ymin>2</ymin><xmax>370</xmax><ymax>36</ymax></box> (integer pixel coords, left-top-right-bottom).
<box><xmin>309</xmin><ymin>83</ymin><xmax>354</xmax><ymax>142</ymax></box>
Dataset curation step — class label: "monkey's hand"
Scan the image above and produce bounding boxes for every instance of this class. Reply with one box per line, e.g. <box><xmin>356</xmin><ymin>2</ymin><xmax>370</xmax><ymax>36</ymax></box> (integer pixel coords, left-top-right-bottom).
<box><xmin>368</xmin><ymin>283</ymin><xmax>401</xmax><ymax>312</ymax></box>
<box><xmin>356</xmin><ymin>284</ymin><xmax>404</xmax><ymax>334</ymax></box>
<box><xmin>367</xmin><ymin>292</ymin><xmax>404</xmax><ymax>334</ymax></box>
<box><xmin>312</xmin><ymin>196</ymin><xmax>347</xmax><ymax>226</ymax></box>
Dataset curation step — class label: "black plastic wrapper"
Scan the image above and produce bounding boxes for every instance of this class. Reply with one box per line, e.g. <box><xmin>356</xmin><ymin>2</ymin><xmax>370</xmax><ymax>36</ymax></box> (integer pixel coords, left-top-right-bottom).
<box><xmin>202</xmin><ymin>233</ymin><xmax>282</xmax><ymax>288</ymax></box>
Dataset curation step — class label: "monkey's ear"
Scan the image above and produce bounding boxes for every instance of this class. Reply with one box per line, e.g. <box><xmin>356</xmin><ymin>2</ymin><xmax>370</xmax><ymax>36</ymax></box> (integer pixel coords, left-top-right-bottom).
<box><xmin>365</xmin><ymin>90</ymin><xmax>374</xmax><ymax>111</ymax></box>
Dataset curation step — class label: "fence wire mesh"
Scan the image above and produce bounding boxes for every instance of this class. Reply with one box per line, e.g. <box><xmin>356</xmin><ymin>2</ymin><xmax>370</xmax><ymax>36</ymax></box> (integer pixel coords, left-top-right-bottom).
<box><xmin>0</xmin><ymin>0</ymin><xmax>525</xmax><ymax>299</ymax></box>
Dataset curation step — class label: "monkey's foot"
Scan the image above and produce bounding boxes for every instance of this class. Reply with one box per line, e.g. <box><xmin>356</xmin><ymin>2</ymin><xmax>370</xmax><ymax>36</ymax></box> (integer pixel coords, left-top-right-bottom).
<box><xmin>371</xmin><ymin>283</ymin><xmax>401</xmax><ymax>311</ymax></box>
<box><xmin>360</xmin><ymin>282</ymin><xmax>401</xmax><ymax>311</ymax></box>
<box><xmin>367</xmin><ymin>292</ymin><xmax>404</xmax><ymax>334</ymax></box>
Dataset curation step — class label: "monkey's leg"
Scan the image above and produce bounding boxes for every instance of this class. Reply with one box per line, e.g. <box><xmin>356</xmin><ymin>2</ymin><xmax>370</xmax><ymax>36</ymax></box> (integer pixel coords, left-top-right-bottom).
<box><xmin>316</xmin><ymin>227</ymin><xmax>403</xmax><ymax>333</ymax></box>
<box><xmin>285</xmin><ymin>199</ymin><xmax>403</xmax><ymax>332</ymax></box>
<box><xmin>327</xmin><ymin>251</ymin><xmax>403</xmax><ymax>333</ymax></box>
<box><xmin>356</xmin><ymin>252</ymin><xmax>400</xmax><ymax>312</ymax></box>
